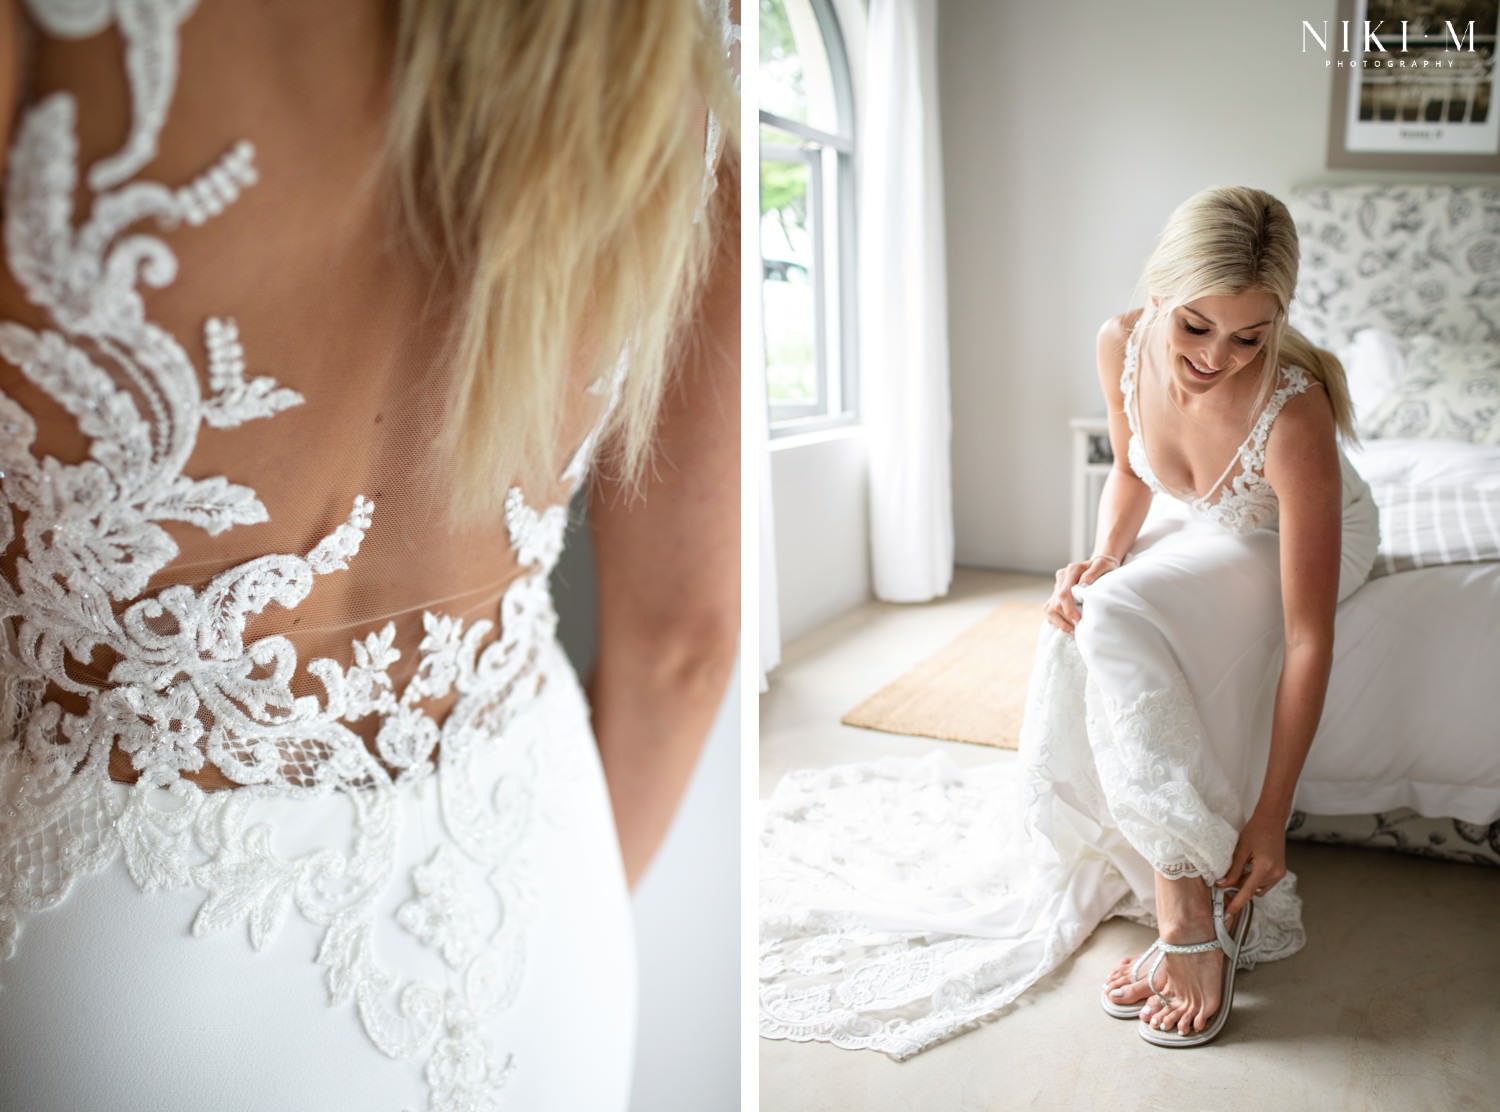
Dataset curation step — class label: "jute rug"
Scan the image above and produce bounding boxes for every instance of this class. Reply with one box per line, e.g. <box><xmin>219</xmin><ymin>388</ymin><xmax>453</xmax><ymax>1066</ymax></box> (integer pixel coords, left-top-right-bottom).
<box><xmin>840</xmin><ymin>601</ymin><xmax>1045</xmax><ymax>750</ymax></box>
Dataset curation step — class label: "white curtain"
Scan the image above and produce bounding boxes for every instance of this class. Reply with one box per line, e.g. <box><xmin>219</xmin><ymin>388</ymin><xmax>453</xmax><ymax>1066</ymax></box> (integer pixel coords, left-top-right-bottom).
<box><xmin>859</xmin><ymin>0</ymin><xmax>953</xmax><ymax>603</ymax></box>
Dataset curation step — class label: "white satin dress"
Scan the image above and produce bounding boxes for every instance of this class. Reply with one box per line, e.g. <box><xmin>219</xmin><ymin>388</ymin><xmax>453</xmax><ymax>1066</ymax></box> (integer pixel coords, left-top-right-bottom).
<box><xmin>760</xmin><ymin>322</ymin><xmax>1380</xmax><ymax>1057</ymax></box>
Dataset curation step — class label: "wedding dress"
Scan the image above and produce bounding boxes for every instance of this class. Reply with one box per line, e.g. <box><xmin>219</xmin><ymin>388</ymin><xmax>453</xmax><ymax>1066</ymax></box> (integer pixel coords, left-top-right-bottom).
<box><xmin>0</xmin><ymin>2</ymin><xmax>731</xmax><ymax>1110</ymax></box>
<box><xmin>760</xmin><ymin>321</ymin><xmax>1381</xmax><ymax>1057</ymax></box>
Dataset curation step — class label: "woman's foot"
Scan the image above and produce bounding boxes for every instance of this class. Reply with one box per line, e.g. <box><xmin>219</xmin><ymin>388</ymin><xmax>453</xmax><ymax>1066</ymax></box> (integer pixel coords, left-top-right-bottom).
<box><xmin>1102</xmin><ymin>950</ymin><xmax>1157</xmax><ymax>1010</ymax></box>
<box><xmin>1137</xmin><ymin>875</ymin><xmax>1239</xmax><ymax>1036</ymax></box>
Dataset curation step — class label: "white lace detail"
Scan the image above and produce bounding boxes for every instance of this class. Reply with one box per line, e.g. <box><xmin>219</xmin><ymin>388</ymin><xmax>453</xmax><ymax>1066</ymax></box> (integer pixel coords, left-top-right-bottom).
<box><xmin>0</xmin><ymin>5</ymin><xmax>612</xmax><ymax>1110</ymax></box>
<box><xmin>25</xmin><ymin>0</ymin><xmax>201</xmax><ymax>192</ymax></box>
<box><xmin>759</xmin><ymin>753</ymin><xmax>1077</xmax><ymax>1059</ymax></box>
<box><xmin>1121</xmin><ymin>322</ymin><xmax>1313</xmax><ymax>534</ymax></box>
<box><xmin>1085</xmin><ymin>682</ymin><xmax>1239</xmax><ymax>880</ymax></box>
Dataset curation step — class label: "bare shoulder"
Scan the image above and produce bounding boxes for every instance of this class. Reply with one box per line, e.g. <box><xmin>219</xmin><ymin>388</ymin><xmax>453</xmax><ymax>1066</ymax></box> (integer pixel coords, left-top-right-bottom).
<box><xmin>1264</xmin><ymin>379</ymin><xmax>1338</xmax><ymax>487</ymax></box>
<box><xmin>1095</xmin><ymin>308</ymin><xmax>1144</xmax><ymax>400</ymax></box>
<box><xmin>1096</xmin><ymin>308</ymin><xmax>1144</xmax><ymax>354</ymax></box>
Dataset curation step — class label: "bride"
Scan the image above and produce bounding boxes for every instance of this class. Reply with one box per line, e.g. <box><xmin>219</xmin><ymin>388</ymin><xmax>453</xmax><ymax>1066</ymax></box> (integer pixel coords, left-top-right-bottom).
<box><xmin>760</xmin><ymin>185</ymin><xmax>1379</xmax><ymax>1053</ymax></box>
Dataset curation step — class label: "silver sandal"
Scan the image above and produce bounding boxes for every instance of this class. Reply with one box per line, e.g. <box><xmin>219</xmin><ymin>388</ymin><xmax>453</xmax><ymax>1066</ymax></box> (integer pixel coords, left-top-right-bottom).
<box><xmin>1138</xmin><ymin>886</ymin><xmax>1254</xmax><ymax>1048</ymax></box>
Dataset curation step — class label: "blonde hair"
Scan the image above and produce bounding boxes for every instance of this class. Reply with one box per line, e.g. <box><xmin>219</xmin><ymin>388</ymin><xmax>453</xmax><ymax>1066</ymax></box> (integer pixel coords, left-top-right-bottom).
<box><xmin>1132</xmin><ymin>185</ymin><xmax>1356</xmax><ymax>440</ymax></box>
<box><xmin>386</xmin><ymin>0</ymin><xmax>739</xmax><ymax>519</ymax></box>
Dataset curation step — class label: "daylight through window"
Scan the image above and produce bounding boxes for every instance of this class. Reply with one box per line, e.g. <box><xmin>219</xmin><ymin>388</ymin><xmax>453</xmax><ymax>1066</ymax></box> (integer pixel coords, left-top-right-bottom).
<box><xmin>759</xmin><ymin>0</ymin><xmax>857</xmax><ymax>432</ymax></box>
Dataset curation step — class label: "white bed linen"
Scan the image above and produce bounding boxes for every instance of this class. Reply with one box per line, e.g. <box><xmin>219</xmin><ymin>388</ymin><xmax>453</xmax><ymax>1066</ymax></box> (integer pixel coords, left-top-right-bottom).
<box><xmin>1304</xmin><ymin>438</ymin><xmax>1500</xmax><ymax>822</ymax></box>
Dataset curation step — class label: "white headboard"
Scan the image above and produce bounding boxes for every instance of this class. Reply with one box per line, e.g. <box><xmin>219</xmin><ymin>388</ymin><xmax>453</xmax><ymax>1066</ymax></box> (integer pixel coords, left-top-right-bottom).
<box><xmin>1286</xmin><ymin>183</ymin><xmax>1500</xmax><ymax>351</ymax></box>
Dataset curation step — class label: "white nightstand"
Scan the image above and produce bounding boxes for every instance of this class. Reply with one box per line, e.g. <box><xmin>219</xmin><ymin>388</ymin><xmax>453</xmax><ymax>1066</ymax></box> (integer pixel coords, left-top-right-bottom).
<box><xmin>1069</xmin><ymin>416</ymin><xmax>1113</xmax><ymax>564</ymax></box>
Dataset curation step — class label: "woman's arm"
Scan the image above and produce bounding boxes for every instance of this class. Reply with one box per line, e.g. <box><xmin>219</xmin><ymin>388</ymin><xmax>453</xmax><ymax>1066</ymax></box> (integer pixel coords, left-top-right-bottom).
<box><xmin>1046</xmin><ymin>314</ymin><xmax>1155</xmax><ymax>633</ymax></box>
<box><xmin>1218</xmin><ymin>386</ymin><xmax>1343</xmax><ymax>918</ymax></box>
<box><xmin>585</xmin><ymin>151</ymin><xmax>740</xmax><ymax>890</ymax></box>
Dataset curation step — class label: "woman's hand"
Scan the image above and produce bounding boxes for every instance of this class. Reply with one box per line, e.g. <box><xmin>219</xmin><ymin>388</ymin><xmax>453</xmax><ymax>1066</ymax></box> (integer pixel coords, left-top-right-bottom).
<box><xmin>1216</xmin><ymin>811</ymin><xmax>1289</xmax><ymax>920</ymax></box>
<box><xmin>1043</xmin><ymin>555</ymin><xmax>1121</xmax><ymax>635</ymax></box>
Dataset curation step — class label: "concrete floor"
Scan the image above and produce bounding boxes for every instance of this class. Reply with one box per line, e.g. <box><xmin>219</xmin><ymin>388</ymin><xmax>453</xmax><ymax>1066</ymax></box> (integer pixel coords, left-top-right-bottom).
<box><xmin>759</xmin><ymin>569</ymin><xmax>1500</xmax><ymax>1112</ymax></box>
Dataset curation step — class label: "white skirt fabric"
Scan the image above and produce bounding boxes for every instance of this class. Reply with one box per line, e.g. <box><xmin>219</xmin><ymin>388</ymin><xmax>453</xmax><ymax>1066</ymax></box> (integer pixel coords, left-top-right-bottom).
<box><xmin>760</xmin><ymin>484</ymin><xmax>1380</xmax><ymax>1058</ymax></box>
<box><xmin>0</xmin><ymin>641</ymin><xmax>635</xmax><ymax>1112</ymax></box>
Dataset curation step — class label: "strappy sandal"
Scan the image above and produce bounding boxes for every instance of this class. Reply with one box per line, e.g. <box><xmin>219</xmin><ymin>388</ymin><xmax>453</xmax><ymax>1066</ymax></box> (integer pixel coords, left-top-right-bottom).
<box><xmin>1138</xmin><ymin>886</ymin><xmax>1254</xmax><ymax>1048</ymax></box>
<box><xmin>1099</xmin><ymin>938</ymin><xmax>1165</xmax><ymax>1018</ymax></box>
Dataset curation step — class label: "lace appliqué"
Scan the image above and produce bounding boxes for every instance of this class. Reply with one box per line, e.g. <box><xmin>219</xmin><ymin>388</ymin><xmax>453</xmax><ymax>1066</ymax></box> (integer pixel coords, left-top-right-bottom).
<box><xmin>1084</xmin><ymin>681</ymin><xmax>1239</xmax><ymax>880</ymax></box>
<box><xmin>0</xmin><ymin>5</ymin><xmax>601</xmax><ymax>1110</ymax></box>
<box><xmin>25</xmin><ymin>0</ymin><xmax>200</xmax><ymax>192</ymax></box>
<box><xmin>1121</xmin><ymin>323</ymin><xmax>1313</xmax><ymax>534</ymax></box>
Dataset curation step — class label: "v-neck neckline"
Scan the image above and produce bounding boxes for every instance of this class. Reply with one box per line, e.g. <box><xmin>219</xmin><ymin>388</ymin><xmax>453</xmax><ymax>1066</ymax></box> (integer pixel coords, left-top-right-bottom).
<box><xmin>1125</xmin><ymin>322</ymin><xmax>1270</xmax><ymax>508</ymax></box>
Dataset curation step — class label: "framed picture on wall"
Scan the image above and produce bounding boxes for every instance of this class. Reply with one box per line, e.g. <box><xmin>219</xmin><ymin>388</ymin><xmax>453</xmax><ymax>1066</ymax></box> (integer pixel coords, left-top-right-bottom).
<box><xmin>1324</xmin><ymin>0</ymin><xmax>1500</xmax><ymax>171</ymax></box>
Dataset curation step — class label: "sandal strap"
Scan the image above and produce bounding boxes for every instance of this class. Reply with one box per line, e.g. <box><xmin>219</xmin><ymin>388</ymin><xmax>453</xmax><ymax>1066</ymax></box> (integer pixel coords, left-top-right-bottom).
<box><xmin>1142</xmin><ymin>886</ymin><xmax>1256</xmax><ymax>1006</ymax></box>
<box><xmin>1129</xmin><ymin>938</ymin><xmax>1164</xmax><ymax>982</ymax></box>
<box><xmin>1153</xmin><ymin>938</ymin><xmax>1222</xmax><ymax>955</ymax></box>
<box><xmin>1211</xmin><ymin>885</ymin><xmax>1247</xmax><ymax>961</ymax></box>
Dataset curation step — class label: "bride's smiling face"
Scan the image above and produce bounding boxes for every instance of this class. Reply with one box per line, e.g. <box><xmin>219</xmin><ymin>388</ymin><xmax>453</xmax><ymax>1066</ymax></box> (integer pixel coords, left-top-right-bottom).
<box><xmin>1155</xmin><ymin>289</ymin><xmax>1281</xmax><ymax>395</ymax></box>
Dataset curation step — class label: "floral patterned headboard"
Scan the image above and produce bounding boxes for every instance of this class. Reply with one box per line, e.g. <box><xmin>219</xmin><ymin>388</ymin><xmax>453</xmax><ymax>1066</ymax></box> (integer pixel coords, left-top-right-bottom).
<box><xmin>1286</xmin><ymin>183</ymin><xmax>1500</xmax><ymax>350</ymax></box>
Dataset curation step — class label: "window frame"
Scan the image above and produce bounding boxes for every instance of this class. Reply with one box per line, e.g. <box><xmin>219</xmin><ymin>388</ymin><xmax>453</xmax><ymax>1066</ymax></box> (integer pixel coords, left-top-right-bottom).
<box><xmin>759</xmin><ymin>0</ymin><xmax>859</xmax><ymax>437</ymax></box>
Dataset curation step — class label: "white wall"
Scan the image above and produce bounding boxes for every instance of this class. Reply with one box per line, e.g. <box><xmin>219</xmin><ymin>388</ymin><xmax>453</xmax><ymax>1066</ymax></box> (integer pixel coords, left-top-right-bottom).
<box><xmin>770</xmin><ymin>429</ymin><xmax>873</xmax><ymax>643</ymax></box>
<box><xmin>763</xmin><ymin>0</ymin><xmax>874</xmax><ymax>648</ymax></box>
<box><xmin>550</xmin><ymin>500</ymin><xmax>739</xmax><ymax>1112</ymax></box>
<box><xmin>938</xmin><ymin>0</ymin><xmax>1486</xmax><ymax>574</ymax></box>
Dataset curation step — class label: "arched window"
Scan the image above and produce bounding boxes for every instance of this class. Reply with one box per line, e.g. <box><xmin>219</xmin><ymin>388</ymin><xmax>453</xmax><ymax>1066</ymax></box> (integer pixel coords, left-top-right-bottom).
<box><xmin>759</xmin><ymin>0</ymin><xmax>857</xmax><ymax>432</ymax></box>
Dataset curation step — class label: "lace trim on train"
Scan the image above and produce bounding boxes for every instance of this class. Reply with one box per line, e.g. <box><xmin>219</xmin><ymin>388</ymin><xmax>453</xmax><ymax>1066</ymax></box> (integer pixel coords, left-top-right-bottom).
<box><xmin>758</xmin><ymin>627</ymin><xmax>1307</xmax><ymax>1058</ymax></box>
<box><xmin>1121</xmin><ymin>322</ymin><xmax>1312</xmax><ymax>534</ymax></box>
<box><xmin>759</xmin><ymin>753</ymin><xmax>1077</xmax><ymax>1059</ymax></box>
<box><xmin>0</xmin><ymin>2</ymin><xmax>610</xmax><ymax>1109</ymax></box>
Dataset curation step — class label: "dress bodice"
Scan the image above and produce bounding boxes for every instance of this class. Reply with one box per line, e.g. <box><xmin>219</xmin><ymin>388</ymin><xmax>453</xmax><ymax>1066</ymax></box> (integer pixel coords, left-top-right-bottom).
<box><xmin>1120</xmin><ymin>319</ymin><xmax>1314</xmax><ymax>534</ymax></box>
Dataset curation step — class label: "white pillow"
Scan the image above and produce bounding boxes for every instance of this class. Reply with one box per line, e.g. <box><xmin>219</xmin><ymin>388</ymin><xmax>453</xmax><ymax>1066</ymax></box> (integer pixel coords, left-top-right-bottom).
<box><xmin>1336</xmin><ymin>327</ymin><xmax>1405</xmax><ymax>432</ymax></box>
<box><xmin>1361</xmin><ymin>335</ymin><xmax>1500</xmax><ymax>444</ymax></box>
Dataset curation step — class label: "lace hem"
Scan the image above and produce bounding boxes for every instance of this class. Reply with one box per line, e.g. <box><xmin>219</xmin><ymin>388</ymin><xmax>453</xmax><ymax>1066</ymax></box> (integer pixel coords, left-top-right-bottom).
<box><xmin>1086</xmin><ymin>681</ymin><xmax>1240</xmax><ymax>880</ymax></box>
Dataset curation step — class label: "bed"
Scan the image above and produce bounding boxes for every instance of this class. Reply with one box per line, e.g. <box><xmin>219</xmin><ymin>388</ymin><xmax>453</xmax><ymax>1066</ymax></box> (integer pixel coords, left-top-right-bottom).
<box><xmin>1276</xmin><ymin>182</ymin><xmax>1500</xmax><ymax>866</ymax></box>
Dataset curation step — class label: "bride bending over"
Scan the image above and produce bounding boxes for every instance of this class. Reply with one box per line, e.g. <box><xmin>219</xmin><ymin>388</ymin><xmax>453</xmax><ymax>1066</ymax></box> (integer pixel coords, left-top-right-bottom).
<box><xmin>759</xmin><ymin>185</ymin><xmax>1378</xmax><ymax>1053</ymax></box>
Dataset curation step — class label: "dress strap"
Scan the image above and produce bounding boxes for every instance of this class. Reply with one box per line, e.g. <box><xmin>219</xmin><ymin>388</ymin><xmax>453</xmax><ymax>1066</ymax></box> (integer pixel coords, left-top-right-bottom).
<box><xmin>1120</xmin><ymin>322</ymin><xmax>1144</xmax><ymax>435</ymax></box>
<box><xmin>1199</xmin><ymin>365</ymin><xmax>1313</xmax><ymax>504</ymax></box>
